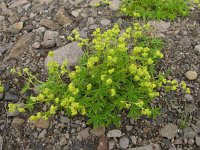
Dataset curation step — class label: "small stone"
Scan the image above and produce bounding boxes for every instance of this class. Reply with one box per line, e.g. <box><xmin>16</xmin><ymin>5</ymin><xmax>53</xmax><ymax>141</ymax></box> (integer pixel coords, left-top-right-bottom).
<box><xmin>35</xmin><ymin>119</ymin><xmax>50</xmax><ymax>129</ymax></box>
<box><xmin>4</xmin><ymin>92</ymin><xmax>18</xmax><ymax>102</ymax></box>
<box><xmin>60</xmin><ymin>116</ymin><xmax>70</xmax><ymax>124</ymax></box>
<box><xmin>174</xmin><ymin>139</ymin><xmax>183</xmax><ymax>145</ymax></box>
<box><xmin>188</xmin><ymin>139</ymin><xmax>194</xmax><ymax>145</ymax></box>
<box><xmin>184</xmin><ymin>94</ymin><xmax>194</xmax><ymax>101</ymax></box>
<box><xmin>43</xmin><ymin>30</ymin><xmax>59</xmax><ymax>41</ymax></box>
<box><xmin>195</xmin><ymin>136</ymin><xmax>200</xmax><ymax>146</ymax></box>
<box><xmin>97</xmin><ymin>136</ymin><xmax>108</xmax><ymax>150</ymax></box>
<box><xmin>40</xmin><ymin>19</ymin><xmax>61</xmax><ymax>30</ymax></box>
<box><xmin>107</xmin><ymin>129</ymin><xmax>122</xmax><ymax>138</ymax></box>
<box><xmin>89</xmin><ymin>0</ymin><xmax>102</xmax><ymax>6</ymax></box>
<box><xmin>11</xmin><ymin>118</ymin><xmax>25</xmax><ymax>126</ymax></box>
<box><xmin>130</xmin><ymin>136</ymin><xmax>137</xmax><ymax>145</ymax></box>
<box><xmin>77</xmin><ymin>128</ymin><xmax>90</xmax><ymax>141</ymax></box>
<box><xmin>194</xmin><ymin>45</ymin><xmax>200</xmax><ymax>52</ymax></box>
<box><xmin>160</xmin><ymin>123</ymin><xmax>177</xmax><ymax>139</ymax></box>
<box><xmin>9</xmin><ymin>22</ymin><xmax>23</xmax><ymax>34</ymax></box>
<box><xmin>54</xmin><ymin>8</ymin><xmax>72</xmax><ymax>26</ymax></box>
<box><xmin>60</xmin><ymin>137</ymin><xmax>68</xmax><ymax>146</ymax></box>
<box><xmin>125</xmin><ymin>125</ymin><xmax>133</xmax><ymax>131</ymax></box>
<box><xmin>119</xmin><ymin>137</ymin><xmax>129</xmax><ymax>149</ymax></box>
<box><xmin>185</xmin><ymin>71</ymin><xmax>198</xmax><ymax>81</ymax></box>
<box><xmin>101</xmin><ymin>19</ymin><xmax>111</xmax><ymax>26</ymax></box>
<box><xmin>71</xmin><ymin>10</ymin><xmax>79</xmax><ymax>17</ymax></box>
<box><xmin>41</xmin><ymin>40</ymin><xmax>55</xmax><ymax>48</ymax></box>
<box><xmin>90</xmin><ymin>126</ymin><xmax>105</xmax><ymax>137</ymax></box>
<box><xmin>128</xmin><ymin>145</ymin><xmax>153</xmax><ymax>150</ymax></box>
<box><xmin>0</xmin><ymin>135</ymin><xmax>3</xmax><ymax>149</ymax></box>
<box><xmin>109</xmin><ymin>0</ymin><xmax>121</xmax><ymax>11</ymax></box>
<box><xmin>109</xmin><ymin>140</ymin><xmax>115</xmax><ymax>150</ymax></box>
<box><xmin>184</xmin><ymin>127</ymin><xmax>197</xmax><ymax>139</ymax></box>
<box><xmin>32</xmin><ymin>42</ymin><xmax>40</xmax><ymax>49</ymax></box>
<box><xmin>9</xmin><ymin>0</ymin><xmax>28</xmax><ymax>8</ymax></box>
<box><xmin>185</xmin><ymin>103</ymin><xmax>197</xmax><ymax>113</ymax></box>
<box><xmin>38</xmin><ymin>129</ymin><xmax>47</xmax><ymax>138</ymax></box>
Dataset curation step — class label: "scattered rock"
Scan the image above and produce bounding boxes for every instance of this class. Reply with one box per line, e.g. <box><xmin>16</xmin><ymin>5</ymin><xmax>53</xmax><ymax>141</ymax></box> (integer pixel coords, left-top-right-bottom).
<box><xmin>4</xmin><ymin>92</ymin><xmax>18</xmax><ymax>102</ymax></box>
<box><xmin>9</xmin><ymin>0</ymin><xmax>28</xmax><ymax>8</ymax></box>
<box><xmin>150</xmin><ymin>21</ymin><xmax>170</xmax><ymax>33</ymax></box>
<box><xmin>184</xmin><ymin>94</ymin><xmax>194</xmax><ymax>101</ymax></box>
<box><xmin>60</xmin><ymin>116</ymin><xmax>70</xmax><ymax>124</ymax></box>
<box><xmin>174</xmin><ymin>139</ymin><xmax>183</xmax><ymax>145</ymax></box>
<box><xmin>35</xmin><ymin>119</ymin><xmax>50</xmax><ymax>129</ymax></box>
<box><xmin>71</xmin><ymin>10</ymin><xmax>80</xmax><ymax>17</ymax></box>
<box><xmin>119</xmin><ymin>137</ymin><xmax>129</xmax><ymax>149</ymax></box>
<box><xmin>97</xmin><ymin>136</ymin><xmax>108</xmax><ymax>150</ymax></box>
<box><xmin>41</xmin><ymin>40</ymin><xmax>55</xmax><ymax>48</ymax></box>
<box><xmin>43</xmin><ymin>30</ymin><xmax>59</xmax><ymax>41</ymax></box>
<box><xmin>188</xmin><ymin>139</ymin><xmax>194</xmax><ymax>145</ymax></box>
<box><xmin>38</xmin><ymin>129</ymin><xmax>47</xmax><ymax>139</ymax></box>
<box><xmin>0</xmin><ymin>135</ymin><xmax>3</xmax><ymax>150</ymax></box>
<box><xmin>89</xmin><ymin>0</ymin><xmax>102</xmax><ymax>6</ymax></box>
<box><xmin>40</xmin><ymin>19</ymin><xmax>61</xmax><ymax>30</ymax></box>
<box><xmin>60</xmin><ymin>137</ymin><xmax>68</xmax><ymax>146</ymax></box>
<box><xmin>90</xmin><ymin>126</ymin><xmax>105</xmax><ymax>137</ymax></box>
<box><xmin>194</xmin><ymin>45</ymin><xmax>200</xmax><ymax>52</ymax></box>
<box><xmin>160</xmin><ymin>123</ymin><xmax>177</xmax><ymax>139</ymax></box>
<box><xmin>130</xmin><ymin>136</ymin><xmax>137</xmax><ymax>145</ymax></box>
<box><xmin>32</xmin><ymin>42</ymin><xmax>40</xmax><ymax>49</ymax></box>
<box><xmin>184</xmin><ymin>127</ymin><xmax>197</xmax><ymax>139</ymax></box>
<box><xmin>128</xmin><ymin>145</ymin><xmax>153</xmax><ymax>150</ymax></box>
<box><xmin>195</xmin><ymin>136</ymin><xmax>200</xmax><ymax>146</ymax></box>
<box><xmin>9</xmin><ymin>22</ymin><xmax>23</xmax><ymax>34</ymax></box>
<box><xmin>125</xmin><ymin>125</ymin><xmax>133</xmax><ymax>131</ymax></box>
<box><xmin>107</xmin><ymin>129</ymin><xmax>122</xmax><ymax>138</ymax></box>
<box><xmin>101</xmin><ymin>19</ymin><xmax>111</xmax><ymax>26</ymax></box>
<box><xmin>109</xmin><ymin>0</ymin><xmax>121</xmax><ymax>11</ymax></box>
<box><xmin>44</xmin><ymin>41</ymin><xmax>84</xmax><ymax>67</ymax></box>
<box><xmin>77</xmin><ymin>128</ymin><xmax>90</xmax><ymax>141</ymax></box>
<box><xmin>54</xmin><ymin>8</ymin><xmax>73</xmax><ymax>26</ymax></box>
<box><xmin>7</xmin><ymin>103</ymin><xmax>24</xmax><ymax>117</ymax></box>
<box><xmin>185</xmin><ymin>103</ymin><xmax>197</xmax><ymax>113</ymax></box>
<box><xmin>11</xmin><ymin>118</ymin><xmax>25</xmax><ymax>126</ymax></box>
<box><xmin>5</xmin><ymin>33</ymin><xmax>35</xmax><ymax>60</ymax></box>
<box><xmin>185</xmin><ymin>71</ymin><xmax>198</xmax><ymax>80</ymax></box>
<box><xmin>36</xmin><ymin>0</ymin><xmax>53</xmax><ymax>4</ymax></box>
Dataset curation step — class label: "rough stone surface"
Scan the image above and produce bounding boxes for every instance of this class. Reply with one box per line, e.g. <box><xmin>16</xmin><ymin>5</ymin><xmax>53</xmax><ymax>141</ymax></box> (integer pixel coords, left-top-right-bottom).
<box><xmin>11</xmin><ymin>118</ymin><xmax>25</xmax><ymax>126</ymax></box>
<box><xmin>89</xmin><ymin>0</ymin><xmax>102</xmax><ymax>6</ymax></box>
<box><xmin>9</xmin><ymin>0</ymin><xmax>28</xmax><ymax>8</ymax></box>
<box><xmin>44</xmin><ymin>41</ymin><xmax>84</xmax><ymax>67</ymax></box>
<box><xmin>77</xmin><ymin>128</ymin><xmax>90</xmax><ymax>141</ymax></box>
<box><xmin>4</xmin><ymin>92</ymin><xmax>18</xmax><ymax>101</ymax></box>
<box><xmin>195</xmin><ymin>136</ymin><xmax>200</xmax><ymax>146</ymax></box>
<box><xmin>35</xmin><ymin>119</ymin><xmax>50</xmax><ymax>129</ymax></box>
<box><xmin>185</xmin><ymin>71</ymin><xmax>198</xmax><ymax>80</ymax></box>
<box><xmin>194</xmin><ymin>45</ymin><xmax>200</xmax><ymax>52</ymax></box>
<box><xmin>38</xmin><ymin>129</ymin><xmax>47</xmax><ymax>139</ymax></box>
<box><xmin>119</xmin><ymin>137</ymin><xmax>129</xmax><ymax>149</ymax></box>
<box><xmin>109</xmin><ymin>0</ymin><xmax>121</xmax><ymax>11</ymax></box>
<box><xmin>160</xmin><ymin>123</ymin><xmax>177</xmax><ymax>139</ymax></box>
<box><xmin>60</xmin><ymin>137</ymin><xmax>68</xmax><ymax>146</ymax></box>
<box><xmin>128</xmin><ymin>145</ymin><xmax>153</xmax><ymax>150</ymax></box>
<box><xmin>0</xmin><ymin>135</ymin><xmax>3</xmax><ymax>150</ymax></box>
<box><xmin>54</xmin><ymin>8</ymin><xmax>72</xmax><ymax>26</ymax></box>
<box><xmin>40</xmin><ymin>19</ymin><xmax>61</xmax><ymax>30</ymax></box>
<box><xmin>5</xmin><ymin>33</ymin><xmax>34</xmax><ymax>60</ymax></box>
<box><xmin>184</xmin><ymin>127</ymin><xmax>197</xmax><ymax>139</ymax></box>
<box><xmin>107</xmin><ymin>129</ymin><xmax>122</xmax><ymax>138</ymax></box>
<box><xmin>90</xmin><ymin>126</ymin><xmax>105</xmax><ymax>137</ymax></box>
<box><xmin>60</xmin><ymin>116</ymin><xmax>70</xmax><ymax>124</ymax></box>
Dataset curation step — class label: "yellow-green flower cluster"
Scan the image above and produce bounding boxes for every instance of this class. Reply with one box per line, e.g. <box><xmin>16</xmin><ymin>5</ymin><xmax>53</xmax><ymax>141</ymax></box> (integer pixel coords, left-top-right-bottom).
<box><xmin>0</xmin><ymin>82</ymin><xmax>3</xmax><ymax>93</ymax></box>
<box><xmin>68</xmin><ymin>83</ymin><xmax>79</xmax><ymax>95</ymax></box>
<box><xmin>87</xmin><ymin>56</ymin><xmax>99</xmax><ymax>68</ymax></box>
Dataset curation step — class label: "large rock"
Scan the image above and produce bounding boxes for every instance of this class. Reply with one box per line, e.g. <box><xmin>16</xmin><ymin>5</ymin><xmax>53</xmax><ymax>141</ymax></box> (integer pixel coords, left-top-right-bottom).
<box><xmin>53</xmin><ymin>8</ymin><xmax>72</xmax><ymax>26</ymax></box>
<box><xmin>5</xmin><ymin>33</ymin><xmax>35</xmax><ymax>60</ymax></box>
<box><xmin>40</xmin><ymin>19</ymin><xmax>61</xmax><ymax>30</ymax></box>
<box><xmin>9</xmin><ymin>0</ymin><xmax>28</xmax><ymax>8</ymax></box>
<box><xmin>160</xmin><ymin>123</ymin><xmax>177</xmax><ymax>139</ymax></box>
<box><xmin>44</xmin><ymin>42</ymin><xmax>84</xmax><ymax>67</ymax></box>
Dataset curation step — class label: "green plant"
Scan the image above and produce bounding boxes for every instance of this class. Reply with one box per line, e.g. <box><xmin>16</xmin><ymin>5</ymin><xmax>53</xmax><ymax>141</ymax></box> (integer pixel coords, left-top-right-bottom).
<box><xmin>8</xmin><ymin>23</ymin><xmax>190</xmax><ymax>128</ymax></box>
<box><xmin>0</xmin><ymin>81</ymin><xmax>3</xmax><ymax>93</ymax></box>
<box><xmin>120</xmin><ymin>0</ymin><xmax>190</xmax><ymax>20</ymax></box>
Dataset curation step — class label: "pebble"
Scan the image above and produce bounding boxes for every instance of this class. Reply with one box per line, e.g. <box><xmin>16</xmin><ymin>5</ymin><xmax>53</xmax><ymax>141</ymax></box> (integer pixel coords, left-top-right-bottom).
<box><xmin>90</xmin><ymin>126</ymin><xmax>105</xmax><ymax>137</ymax></box>
<box><xmin>60</xmin><ymin>137</ymin><xmax>68</xmax><ymax>146</ymax></box>
<box><xmin>4</xmin><ymin>92</ymin><xmax>18</xmax><ymax>102</ymax></box>
<box><xmin>184</xmin><ymin>127</ymin><xmax>197</xmax><ymax>139</ymax></box>
<box><xmin>195</xmin><ymin>136</ymin><xmax>200</xmax><ymax>146</ymax></box>
<box><xmin>128</xmin><ymin>145</ymin><xmax>153</xmax><ymax>150</ymax></box>
<box><xmin>174</xmin><ymin>139</ymin><xmax>183</xmax><ymax>145</ymax></box>
<box><xmin>188</xmin><ymin>139</ymin><xmax>194</xmax><ymax>145</ymax></box>
<box><xmin>77</xmin><ymin>128</ymin><xmax>90</xmax><ymax>141</ymax></box>
<box><xmin>184</xmin><ymin>94</ymin><xmax>194</xmax><ymax>101</ymax></box>
<box><xmin>35</xmin><ymin>119</ymin><xmax>50</xmax><ymax>129</ymax></box>
<box><xmin>107</xmin><ymin>129</ymin><xmax>122</xmax><ymax>138</ymax></box>
<box><xmin>185</xmin><ymin>71</ymin><xmax>198</xmax><ymax>80</ymax></box>
<box><xmin>130</xmin><ymin>136</ymin><xmax>137</xmax><ymax>145</ymax></box>
<box><xmin>11</xmin><ymin>118</ymin><xmax>25</xmax><ymax>126</ymax></box>
<box><xmin>0</xmin><ymin>135</ymin><xmax>3</xmax><ymax>150</ymax></box>
<box><xmin>101</xmin><ymin>19</ymin><xmax>111</xmax><ymax>26</ymax></box>
<box><xmin>9</xmin><ymin>22</ymin><xmax>24</xmax><ymax>34</ymax></box>
<box><xmin>125</xmin><ymin>125</ymin><xmax>133</xmax><ymax>131</ymax></box>
<box><xmin>71</xmin><ymin>10</ymin><xmax>79</xmax><ymax>17</ymax></box>
<box><xmin>119</xmin><ymin>137</ymin><xmax>129</xmax><ymax>149</ymax></box>
<box><xmin>32</xmin><ymin>42</ymin><xmax>40</xmax><ymax>49</ymax></box>
<box><xmin>160</xmin><ymin>123</ymin><xmax>177</xmax><ymax>139</ymax></box>
<box><xmin>109</xmin><ymin>0</ymin><xmax>121</xmax><ymax>11</ymax></box>
<box><xmin>194</xmin><ymin>45</ymin><xmax>200</xmax><ymax>52</ymax></box>
<box><xmin>38</xmin><ymin>129</ymin><xmax>47</xmax><ymax>139</ymax></box>
<box><xmin>60</xmin><ymin>116</ymin><xmax>70</xmax><ymax>124</ymax></box>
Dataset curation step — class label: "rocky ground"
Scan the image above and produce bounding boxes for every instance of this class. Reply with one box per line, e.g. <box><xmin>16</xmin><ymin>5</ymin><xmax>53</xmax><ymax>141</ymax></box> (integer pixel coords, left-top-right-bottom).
<box><xmin>0</xmin><ymin>0</ymin><xmax>200</xmax><ymax>150</ymax></box>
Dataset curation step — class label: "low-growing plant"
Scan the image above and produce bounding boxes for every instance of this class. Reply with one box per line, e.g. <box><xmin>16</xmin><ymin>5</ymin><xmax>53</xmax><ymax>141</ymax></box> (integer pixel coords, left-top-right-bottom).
<box><xmin>120</xmin><ymin>0</ymin><xmax>191</xmax><ymax>20</ymax></box>
<box><xmin>0</xmin><ymin>81</ymin><xmax>3</xmax><ymax>93</ymax></box>
<box><xmin>8</xmin><ymin>23</ymin><xmax>190</xmax><ymax>128</ymax></box>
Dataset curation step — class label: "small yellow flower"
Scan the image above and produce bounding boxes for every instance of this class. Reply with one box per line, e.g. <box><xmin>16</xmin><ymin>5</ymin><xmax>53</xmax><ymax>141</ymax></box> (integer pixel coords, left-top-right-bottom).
<box><xmin>110</xmin><ymin>89</ymin><xmax>116</xmax><ymax>96</ymax></box>
<box><xmin>106</xmin><ymin>78</ymin><xmax>112</xmax><ymax>85</ymax></box>
<box><xmin>135</xmin><ymin>100</ymin><xmax>144</xmax><ymax>107</ymax></box>
<box><xmin>101</xmin><ymin>75</ymin><xmax>106</xmax><ymax>81</ymax></box>
<box><xmin>142</xmin><ymin>108</ymin><xmax>151</xmax><ymax>116</ymax></box>
<box><xmin>87</xmin><ymin>83</ymin><xmax>92</xmax><ymax>91</ymax></box>
<box><xmin>108</xmin><ymin>68</ymin><xmax>115</xmax><ymax>74</ymax></box>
